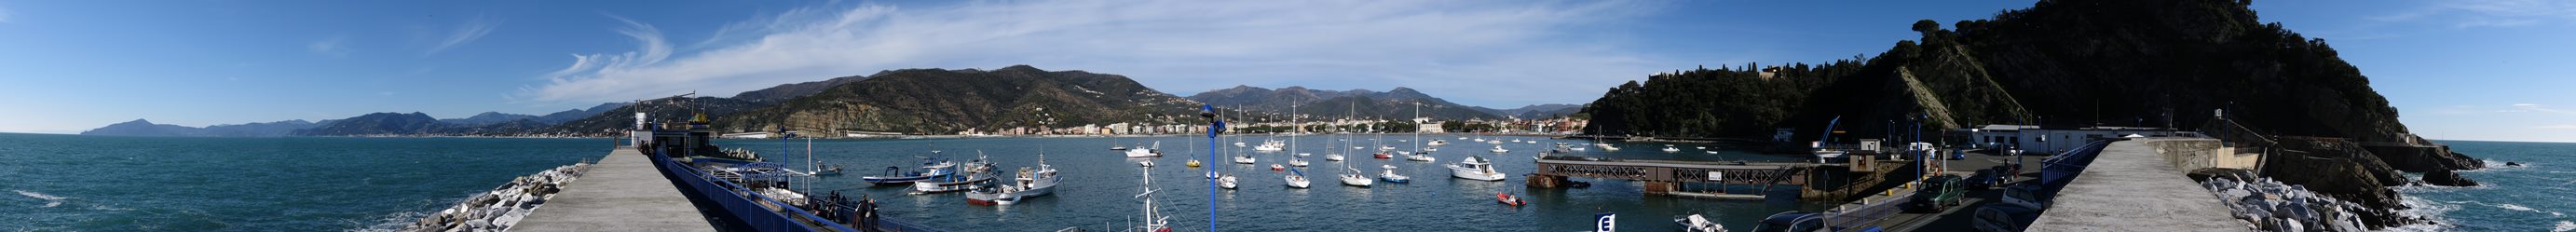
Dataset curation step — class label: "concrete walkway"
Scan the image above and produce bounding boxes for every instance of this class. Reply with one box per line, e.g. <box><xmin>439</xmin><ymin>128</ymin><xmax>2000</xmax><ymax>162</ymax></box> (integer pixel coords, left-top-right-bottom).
<box><xmin>514</xmin><ymin>148</ymin><xmax>716</xmax><ymax>232</ymax></box>
<box><xmin>2026</xmin><ymin>139</ymin><xmax>2244</xmax><ymax>231</ymax></box>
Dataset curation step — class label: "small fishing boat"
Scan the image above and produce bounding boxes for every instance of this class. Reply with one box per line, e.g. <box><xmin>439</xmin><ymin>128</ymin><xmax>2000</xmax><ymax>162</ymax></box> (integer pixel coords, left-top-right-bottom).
<box><xmin>862</xmin><ymin>157</ymin><xmax>956</xmax><ymax>185</ymax></box>
<box><xmin>1496</xmin><ymin>193</ymin><xmax>1526</xmax><ymax>207</ymax></box>
<box><xmin>967</xmin><ymin>156</ymin><xmax>1060</xmax><ymax>206</ymax></box>
<box><xmin>1270</xmin><ymin>164</ymin><xmax>1285</xmax><ymax>171</ymax></box>
<box><xmin>910</xmin><ymin>172</ymin><xmax>995</xmax><ymax>194</ymax></box>
<box><xmin>1124</xmin><ymin>166</ymin><xmax>1171</xmax><ymax>232</ymax></box>
<box><xmin>1378</xmin><ymin>165</ymin><xmax>1410</xmax><ymax>184</ymax></box>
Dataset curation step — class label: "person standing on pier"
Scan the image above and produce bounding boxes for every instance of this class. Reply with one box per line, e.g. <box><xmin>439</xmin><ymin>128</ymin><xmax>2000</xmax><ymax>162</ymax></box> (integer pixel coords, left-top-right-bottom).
<box><xmin>860</xmin><ymin>195</ymin><xmax>879</xmax><ymax>230</ymax></box>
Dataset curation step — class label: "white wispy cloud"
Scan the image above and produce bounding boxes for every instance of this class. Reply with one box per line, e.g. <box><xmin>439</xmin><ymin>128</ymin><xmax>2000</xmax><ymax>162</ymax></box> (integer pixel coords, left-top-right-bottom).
<box><xmin>2507</xmin><ymin>103</ymin><xmax>2576</xmax><ymax>116</ymax></box>
<box><xmin>525</xmin><ymin>0</ymin><xmax>1669</xmax><ymax>106</ymax></box>
<box><xmin>426</xmin><ymin>16</ymin><xmax>500</xmax><ymax>55</ymax></box>
<box><xmin>308</xmin><ymin>34</ymin><xmax>350</xmax><ymax>57</ymax></box>
<box><xmin>2374</xmin><ymin>0</ymin><xmax>2576</xmax><ymax>28</ymax></box>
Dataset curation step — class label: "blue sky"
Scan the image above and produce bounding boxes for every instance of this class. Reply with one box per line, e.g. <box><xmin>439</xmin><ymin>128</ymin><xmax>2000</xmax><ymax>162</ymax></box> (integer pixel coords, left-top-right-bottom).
<box><xmin>0</xmin><ymin>1</ymin><xmax>2567</xmax><ymax>143</ymax></box>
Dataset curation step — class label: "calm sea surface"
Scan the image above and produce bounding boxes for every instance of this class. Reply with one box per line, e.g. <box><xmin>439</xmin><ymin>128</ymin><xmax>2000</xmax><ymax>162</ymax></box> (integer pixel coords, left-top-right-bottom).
<box><xmin>17</xmin><ymin>132</ymin><xmax>2556</xmax><ymax>231</ymax></box>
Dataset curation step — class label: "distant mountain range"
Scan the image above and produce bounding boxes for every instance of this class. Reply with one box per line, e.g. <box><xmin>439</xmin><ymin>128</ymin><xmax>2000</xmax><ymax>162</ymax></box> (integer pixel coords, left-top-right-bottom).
<box><xmin>85</xmin><ymin>66</ymin><xmax>1571</xmax><ymax>137</ymax></box>
<box><xmin>80</xmin><ymin>119</ymin><xmax>324</xmax><ymax>137</ymax></box>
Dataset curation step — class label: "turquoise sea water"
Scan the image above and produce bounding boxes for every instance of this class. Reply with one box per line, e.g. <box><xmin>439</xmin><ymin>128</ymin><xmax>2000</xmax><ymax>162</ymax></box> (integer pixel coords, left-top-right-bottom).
<box><xmin>2392</xmin><ymin>141</ymin><xmax>2576</xmax><ymax>232</ymax></box>
<box><xmin>0</xmin><ymin>133</ymin><xmax>603</xmax><ymax>231</ymax></box>
<box><xmin>10</xmin><ymin>132</ymin><xmax>2558</xmax><ymax>231</ymax></box>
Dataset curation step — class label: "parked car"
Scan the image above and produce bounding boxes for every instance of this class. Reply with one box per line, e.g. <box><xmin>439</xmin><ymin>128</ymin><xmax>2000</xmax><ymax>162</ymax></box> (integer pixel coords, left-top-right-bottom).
<box><xmin>1751</xmin><ymin>211</ymin><xmax>1826</xmax><ymax>232</ymax></box>
<box><xmin>1966</xmin><ymin>169</ymin><xmax>2002</xmax><ymax>190</ymax></box>
<box><xmin>1973</xmin><ymin>204</ymin><xmax>2041</xmax><ymax>232</ymax></box>
<box><xmin>1907</xmin><ymin>174</ymin><xmax>1967</xmax><ymax>212</ymax></box>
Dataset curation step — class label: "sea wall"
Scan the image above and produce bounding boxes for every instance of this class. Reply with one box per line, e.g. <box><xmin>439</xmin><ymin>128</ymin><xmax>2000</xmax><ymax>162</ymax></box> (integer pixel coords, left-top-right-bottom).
<box><xmin>397</xmin><ymin>163</ymin><xmax>589</xmax><ymax>232</ymax></box>
<box><xmin>2142</xmin><ymin>138</ymin><xmax>2258</xmax><ymax>171</ymax></box>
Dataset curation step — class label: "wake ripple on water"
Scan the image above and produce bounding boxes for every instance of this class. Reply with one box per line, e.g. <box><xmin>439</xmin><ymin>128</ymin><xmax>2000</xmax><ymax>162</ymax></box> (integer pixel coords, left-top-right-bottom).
<box><xmin>16</xmin><ymin>190</ymin><xmax>66</xmax><ymax>208</ymax></box>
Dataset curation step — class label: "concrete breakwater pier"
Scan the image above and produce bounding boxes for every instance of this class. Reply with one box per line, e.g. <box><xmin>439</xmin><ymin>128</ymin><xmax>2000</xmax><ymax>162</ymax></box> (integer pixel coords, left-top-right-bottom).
<box><xmin>398</xmin><ymin>163</ymin><xmax>591</xmax><ymax>231</ymax></box>
<box><xmin>511</xmin><ymin>148</ymin><xmax>718</xmax><ymax>232</ymax></box>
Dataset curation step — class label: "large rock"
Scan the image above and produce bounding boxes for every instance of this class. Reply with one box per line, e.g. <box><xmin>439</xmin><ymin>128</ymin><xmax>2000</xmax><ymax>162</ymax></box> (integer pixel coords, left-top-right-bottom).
<box><xmin>2362</xmin><ymin>144</ymin><xmax>2484</xmax><ymax>172</ymax></box>
<box><xmin>2262</xmin><ymin>138</ymin><xmax>2415</xmax><ymax>229</ymax></box>
<box><xmin>2421</xmin><ymin>169</ymin><xmax>2479</xmax><ymax>186</ymax></box>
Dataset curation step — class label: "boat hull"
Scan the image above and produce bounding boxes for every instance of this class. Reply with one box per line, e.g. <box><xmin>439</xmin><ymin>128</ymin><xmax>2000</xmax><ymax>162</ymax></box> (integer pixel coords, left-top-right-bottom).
<box><xmin>911</xmin><ymin>175</ymin><xmax>995</xmax><ymax>194</ymax></box>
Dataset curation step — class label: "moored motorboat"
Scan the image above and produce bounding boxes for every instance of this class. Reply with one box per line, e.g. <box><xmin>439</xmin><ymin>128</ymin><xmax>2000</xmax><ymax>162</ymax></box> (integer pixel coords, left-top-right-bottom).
<box><xmin>1325</xmin><ymin>154</ymin><xmax>1345</xmax><ymax>161</ymax></box>
<box><xmin>967</xmin><ymin>157</ymin><xmax>1060</xmax><ymax>206</ymax></box>
<box><xmin>1233</xmin><ymin>154</ymin><xmax>1257</xmax><ymax>164</ymax></box>
<box><xmin>1497</xmin><ymin>193</ymin><xmax>1526</xmax><ymax>206</ymax></box>
<box><xmin>1427</xmin><ymin>140</ymin><xmax>1449</xmax><ymax>146</ymax></box>
<box><xmin>910</xmin><ymin>172</ymin><xmax>994</xmax><ymax>194</ymax></box>
<box><xmin>1125</xmin><ymin>142</ymin><xmax>1164</xmax><ymax>157</ymax></box>
<box><xmin>1378</xmin><ymin>166</ymin><xmax>1410</xmax><ymax>184</ymax></box>
<box><xmin>862</xmin><ymin>157</ymin><xmax>956</xmax><ymax>185</ymax></box>
<box><xmin>1288</xmin><ymin>157</ymin><xmax>1309</xmax><ymax>167</ymax></box>
<box><xmin>1674</xmin><ymin>213</ymin><xmax>1725</xmax><ymax>232</ymax></box>
<box><xmin>1374</xmin><ymin>151</ymin><xmax>1393</xmax><ymax>159</ymax></box>
<box><xmin>1490</xmin><ymin>145</ymin><xmax>1509</xmax><ymax>153</ymax></box>
<box><xmin>1448</xmin><ymin>156</ymin><xmax>1507</xmax><ymax>181</ymax></box>
<box><xmin>1270</xmin><ymin>164</ymin><xmax>1285</xmax><ymax>171</ymax></box>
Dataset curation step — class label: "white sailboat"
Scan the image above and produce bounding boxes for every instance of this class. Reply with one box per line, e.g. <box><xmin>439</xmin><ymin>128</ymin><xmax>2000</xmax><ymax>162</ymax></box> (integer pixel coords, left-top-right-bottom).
<box><xmin>1449</xmin><ymin>156</ymin><xmax>1507</xmax><ymax>181</ymax></box>
<box><xmin>1340</xmin><ymin>165</ymin><xmax>1374</xmax><ymax>187</ymax></box>
<box><xmin>1403</xmin><ymin>102</ymin><xmax>1435</xmax><ymax>162</ymax></box>
<box><xmin>1288</xmin><ymin>157</ymin><xmax>1309</xmax><ymax>167</ymax></box>
<box><xmin>1285</xmin><ymin>168</ymin><xmax>1312</xmax><ymax>188</ymax></box>
<box><xmin>1219</xmin><ymin>174</ymin><xmax>1238</xmax><ymax>189</ymax></box>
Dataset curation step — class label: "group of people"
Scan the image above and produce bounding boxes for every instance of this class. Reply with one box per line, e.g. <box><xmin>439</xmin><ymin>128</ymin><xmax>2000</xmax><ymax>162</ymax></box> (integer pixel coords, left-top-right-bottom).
<box><xmin>813</xmin><ymin>191</ymin><xmax>880</xmax><ymax>231</ymax></box>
